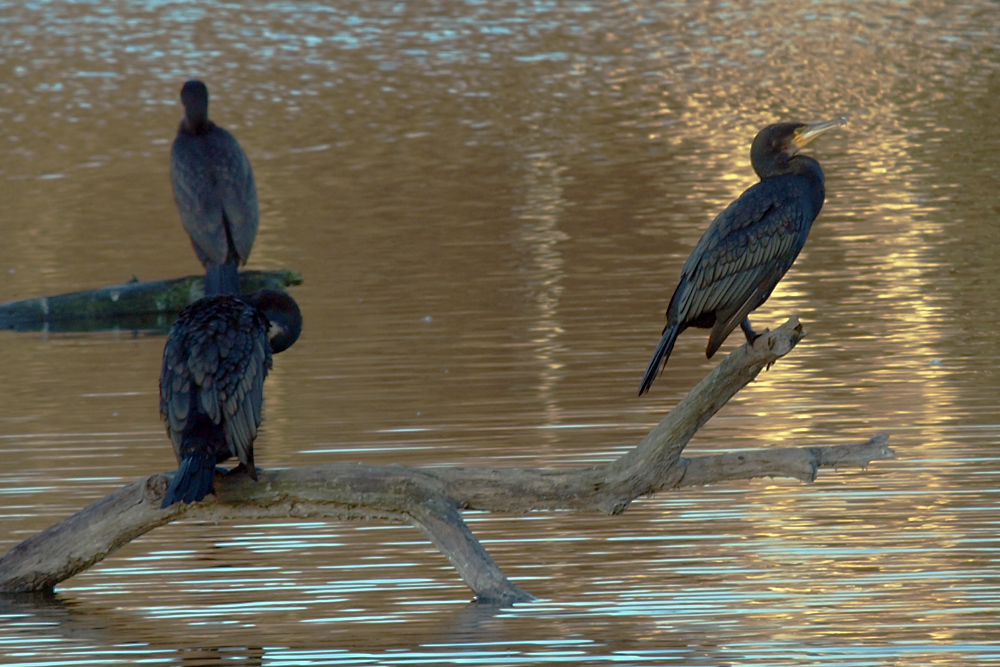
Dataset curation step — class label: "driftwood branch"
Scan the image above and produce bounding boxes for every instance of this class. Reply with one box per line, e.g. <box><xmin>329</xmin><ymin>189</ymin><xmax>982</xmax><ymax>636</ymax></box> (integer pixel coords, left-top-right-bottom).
<box><xmin>0</xmin><ymin>269</ymin><xmax>302</xmax><ymax>331</ymax></box>
<box><xmin>0</xmin><ymin>317</ymin><xmax>894</xmax><ymax>603</ymax></box>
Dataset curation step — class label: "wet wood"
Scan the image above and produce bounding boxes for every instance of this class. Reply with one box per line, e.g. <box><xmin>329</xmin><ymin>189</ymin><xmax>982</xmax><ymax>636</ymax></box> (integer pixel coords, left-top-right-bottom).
<box><xmin>0</xmin><ymin>317</ymin><xmax>894</xmax><ymax>603</ymax></box>
<box><xmin>0</xmin><ymin>269</ymin><xmax>302</xmax><ymax>331</ymax></box>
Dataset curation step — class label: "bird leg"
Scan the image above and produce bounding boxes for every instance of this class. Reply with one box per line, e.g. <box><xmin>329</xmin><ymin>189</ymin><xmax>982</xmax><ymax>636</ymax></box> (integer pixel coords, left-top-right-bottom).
<box><xmin>740</xmin><ymin>317</ymin><xmax>763</xmax><ymax>344</ymax></box>
<box><xmin>741</xmin><ymin>317</ymin><xmax>780</xmax><ymax>371</ymax></box>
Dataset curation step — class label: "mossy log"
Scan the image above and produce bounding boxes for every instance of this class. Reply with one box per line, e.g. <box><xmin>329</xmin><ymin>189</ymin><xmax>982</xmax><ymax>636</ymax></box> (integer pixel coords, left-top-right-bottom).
<box><xmin>0</xmin><ymin>317</ymin><xmax>895</xmax><ymax>603</ymax></box>
<box><xmin>0</xmin><ymin>269</ymin><xmax>302</xmax><ymax>332</ymax></box>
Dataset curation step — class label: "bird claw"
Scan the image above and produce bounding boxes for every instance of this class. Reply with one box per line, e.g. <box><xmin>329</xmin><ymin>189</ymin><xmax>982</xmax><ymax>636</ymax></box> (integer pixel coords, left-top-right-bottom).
<box><xmin>747</xmin><ymin>328</ymin><xmax>776</xmax><ymax>371</ymax></box>
<box><xmin>225</xmin><ymin>463</ymin><xmax>259</xmax><ymax>478</ymax></box>
<box><xmin>745</xmin><ymin>328</ymin><xmax>768</xmax><ymax>348</ymax></box>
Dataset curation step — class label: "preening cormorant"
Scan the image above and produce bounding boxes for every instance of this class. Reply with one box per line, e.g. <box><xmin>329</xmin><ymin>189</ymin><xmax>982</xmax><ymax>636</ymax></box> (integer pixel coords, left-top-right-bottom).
<box><xmin>638</xmin><ymin>118</ymin><xmax>846</xmax><ymax>396</ymax></box>
<box><xmin>160</xmin><ymin>289</ymin><xmax>302</xmax><ymax>508</ymax></box>
<box><xmin>171</xmin><ymin>80</ymin><xmax>259</xmax><ymax>296</ymax></box>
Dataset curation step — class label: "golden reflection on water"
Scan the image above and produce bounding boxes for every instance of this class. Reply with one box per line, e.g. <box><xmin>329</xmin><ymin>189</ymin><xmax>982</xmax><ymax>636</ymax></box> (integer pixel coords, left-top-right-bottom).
<box><xmin>518</xmin><ymin>152</ymin><xmax>570</xmax><ymax>434</ymax></box>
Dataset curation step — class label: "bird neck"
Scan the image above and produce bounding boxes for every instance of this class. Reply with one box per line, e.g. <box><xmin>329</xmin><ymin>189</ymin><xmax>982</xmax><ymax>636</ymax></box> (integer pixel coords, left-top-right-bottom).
<box><xmin>789</xmin><ymin>155</ymin><xmax>826</xmax><ymax>214</ymax></box>
<box><xmin>754</xmin><ymin>154</ymin><xmax>826</xmax><ymax>216</ymax></box>
<box><xmin>792</xmin><ymin>154</ymin><xmax>825</xmax><ymax>190</ymax></box>
<box><xmin>756</xmin><ymin>154</ymin><xmax>824</xmax><ymax>185</ymax></box>
<box><xmin>752</xmin><ymin>150</ymin><xmax>795</xmax><ymax>179</ymax></box>
<box><xmin>181</xmin><ymin>115</ymin><xmax>211</xmax><ymax>136</ymax></box>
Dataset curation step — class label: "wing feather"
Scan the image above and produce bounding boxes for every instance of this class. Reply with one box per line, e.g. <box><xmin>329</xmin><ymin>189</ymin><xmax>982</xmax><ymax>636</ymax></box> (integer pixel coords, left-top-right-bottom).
<box><xmin>216</xmin><ymin>132</ymin><xmax>259</xmax><ymax>264</ymax></box>
<box><xmin>171</xmin><ymin>133</ymin><xmax>228</xmax><ymax>266</ymax></box>
<box><xmin>159</xmin><ymin>297</ymin><xmax>272</xmax><ymax>472</ymax></box>
<box><xmin>667</xmin><ymin>176</ymin><xmax>813</xmax><ymax>335</ymax></box>
<box><xmin>170</xmin><ymin>125</ymin><xmax>258</xmax><ymax>266</ymax></box>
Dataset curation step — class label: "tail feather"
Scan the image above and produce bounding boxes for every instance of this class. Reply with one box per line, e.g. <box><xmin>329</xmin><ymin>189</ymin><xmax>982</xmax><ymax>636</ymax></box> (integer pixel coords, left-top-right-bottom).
<box><xmin>204</xmin><ymin>264</ymin><xmax>241</xmax><ymax>296</ymax></box>
<box><xmin>638</xmin><ymin>324</ymin><xmax>679</xmax><ymax>396</ymax></box>
<box><xmin>161</xmin><ymin>453</ymin><xmax>217</xmax><ymax>508</ymax></box>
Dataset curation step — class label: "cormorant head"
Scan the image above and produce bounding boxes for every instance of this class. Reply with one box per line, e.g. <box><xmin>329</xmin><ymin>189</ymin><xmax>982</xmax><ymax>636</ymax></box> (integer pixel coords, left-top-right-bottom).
<box><xmin>750</xmin><ymin>117</ymin><xmax>846</xmax><ymax>179</ymax></box>
<box><xmin>243</xmin><ymin>289</ymin><xmax>303</xmax><ymax>354</ymax></box>
<box><xmin>180</xmin><ymin>80</ymin><xmax>210</xmax><ymax>133</ymax></box>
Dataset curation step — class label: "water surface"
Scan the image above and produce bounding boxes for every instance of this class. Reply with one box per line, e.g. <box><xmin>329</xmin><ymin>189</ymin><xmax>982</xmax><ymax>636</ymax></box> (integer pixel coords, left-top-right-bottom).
<box><xmin>2</xmin><ymin>0</ymin><xmax>1000</xmax><ymax>664</ymax></box>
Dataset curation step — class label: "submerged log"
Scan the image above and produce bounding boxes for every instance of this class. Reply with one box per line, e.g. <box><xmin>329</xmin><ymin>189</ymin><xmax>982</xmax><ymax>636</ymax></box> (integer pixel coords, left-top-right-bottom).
<box><xmin>0</xmin><ymin>269</ymin><xmax>302</xmax><ymax>332</ymax></box>
<box><xmin>0</xmin><ymin>317</ymin><xmax>894</xmax><ymax>603</ymax></box>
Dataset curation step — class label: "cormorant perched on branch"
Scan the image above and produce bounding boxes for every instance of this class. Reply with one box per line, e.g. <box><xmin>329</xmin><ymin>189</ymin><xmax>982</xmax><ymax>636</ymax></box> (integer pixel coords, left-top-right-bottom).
<box><xmin>160</xmin><ymin>289</ymin><xmax>302</xmax><ymax>508</ymax></box>
<box><xmin>171</xmin><ymin>80</ymin><xmax>259</xmax><ymax>296</ymax></box>
<box><xmin>638</xmin><ymin>118</ymin><xmax>846</xmax><ymax>396</ymax></box>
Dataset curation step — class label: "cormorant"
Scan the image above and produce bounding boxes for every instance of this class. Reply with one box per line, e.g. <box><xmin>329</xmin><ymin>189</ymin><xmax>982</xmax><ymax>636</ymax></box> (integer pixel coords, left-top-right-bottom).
<box><xmin>160</xmin><ymin>289</ymin><xmax>302</xmax><ymax>508</ymax></box>
<box><xmin>638</xmin><ymin>118</ymin><xmax>846</xmax><ymax>396</ymax></box>
<box><xmin>171</xmin><ymin>80</ymin><xmax>259</xmax><ymax>296</ymax></box>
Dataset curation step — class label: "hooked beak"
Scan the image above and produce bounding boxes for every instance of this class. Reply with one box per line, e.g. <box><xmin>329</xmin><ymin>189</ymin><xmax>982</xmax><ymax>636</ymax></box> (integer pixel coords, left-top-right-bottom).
<box><xmin>793</xmin><ymin>117</ymin><xmax>848</xmax><ymax>150</ymax></box>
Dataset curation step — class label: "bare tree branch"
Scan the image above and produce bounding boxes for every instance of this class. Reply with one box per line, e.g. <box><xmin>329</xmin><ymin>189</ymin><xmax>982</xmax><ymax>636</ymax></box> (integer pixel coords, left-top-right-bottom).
<box><xmin>0</xmin><ymin>317</ymin><xmax>894</xmax><ymax>603</ymax></box>
<box><xmin>673</xmin><ymin>434</ymin><xmax>893</xmax><ymax>488</ymax></box>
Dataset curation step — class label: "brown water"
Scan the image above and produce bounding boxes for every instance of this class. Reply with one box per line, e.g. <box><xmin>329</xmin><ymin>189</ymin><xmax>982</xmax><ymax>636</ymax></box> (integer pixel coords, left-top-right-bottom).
<box><xmin>2</xmin><ymin>0</ymin><xmax>1000</xmax><ymax>664</ymax></box>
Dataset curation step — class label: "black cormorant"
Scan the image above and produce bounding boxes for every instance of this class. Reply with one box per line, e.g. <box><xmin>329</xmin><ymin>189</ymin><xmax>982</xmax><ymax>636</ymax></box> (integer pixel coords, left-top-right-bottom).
<box><xmin>638</xmin><ymin>118</ymin><xmax>846</xmax><ymax>396</ymax></box>
<box><xmin>171</xmin><ymin>80</ymin><xmax>259</xmax><ymax>296</ymax></box>
<box><xmin>160</xmin><ymin>289</ymin><xmax>302</xmax><ymax>508</ymax></box>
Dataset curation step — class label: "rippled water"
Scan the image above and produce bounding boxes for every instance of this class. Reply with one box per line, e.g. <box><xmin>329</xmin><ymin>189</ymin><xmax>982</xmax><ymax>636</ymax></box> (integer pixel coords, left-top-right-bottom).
<box><xmin>3</xmin><ymin>0</ymin><xmax>1000</xmax><ymax>664</ymax></box>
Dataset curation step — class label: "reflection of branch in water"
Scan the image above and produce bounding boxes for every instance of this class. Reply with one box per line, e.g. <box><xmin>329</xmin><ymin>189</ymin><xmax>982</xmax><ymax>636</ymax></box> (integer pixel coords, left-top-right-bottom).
<box><xmin>0</xmin><ymin>591</ymin><xmax>268</xmax><ymax>663</ymax></box>
<box><xmin>517</xmin><ymin>152</ymin><xmax>570</xmax><ymax>432</ymax></box>
<box><xmin>0</xmin><ymin>589</ymin><xmax>742</xmax><ymax>662</ymax></box>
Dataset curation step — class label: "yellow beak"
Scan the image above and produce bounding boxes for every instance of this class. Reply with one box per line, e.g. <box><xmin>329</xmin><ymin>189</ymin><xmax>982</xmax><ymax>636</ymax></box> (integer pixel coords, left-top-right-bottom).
<box><xmin>793</xmin><ymin>117</ymin><xmax>848</xmax><ymax>149</ymax></box>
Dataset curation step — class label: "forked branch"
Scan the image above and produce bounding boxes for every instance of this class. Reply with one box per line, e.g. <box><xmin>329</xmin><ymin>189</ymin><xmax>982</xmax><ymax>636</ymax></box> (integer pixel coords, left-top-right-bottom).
<box><xmin>0</xmin><ymin>317</ymin><xmax>894</xmax><ymax>603</ymax></box>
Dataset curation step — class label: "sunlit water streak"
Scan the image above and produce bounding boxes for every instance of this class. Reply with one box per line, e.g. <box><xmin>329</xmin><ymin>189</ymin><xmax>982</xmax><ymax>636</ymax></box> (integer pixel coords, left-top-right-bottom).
<box><xmin>2</xmin><ymin>0</ymin><xmax>1000</xmax><ymax>665</ymax></box>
